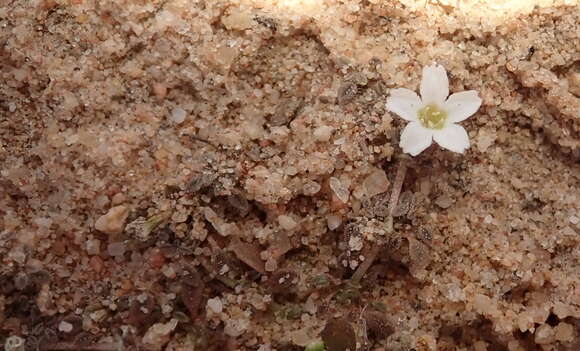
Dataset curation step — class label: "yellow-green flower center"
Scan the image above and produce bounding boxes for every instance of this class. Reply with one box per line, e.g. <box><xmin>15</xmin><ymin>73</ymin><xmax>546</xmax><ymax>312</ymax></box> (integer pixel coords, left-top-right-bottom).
<box><xmin>418</xmin><ymin>104</ymin><xmax>447</xmax><ymax>130</ymax></box>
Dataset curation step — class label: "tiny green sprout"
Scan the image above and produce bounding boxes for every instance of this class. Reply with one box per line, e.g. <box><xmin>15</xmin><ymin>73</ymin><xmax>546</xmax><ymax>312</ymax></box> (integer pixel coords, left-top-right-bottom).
<box><xmin>418</xmin><ymin>104</ymin><xmax>447</xmax><ymax>130</ymax></box>
<box><xmin>310</xmin><ymin>274</ymin><xmax>329</xmax><ymax>288</ymax></box>
<box><xmin>273</xmin><ymin>303</ymin><xmax>303</xmax><ymax>320</ymax></box>
<box><xmin>283</xmin><ymin>304</ymin><xmax>303</xmax><ymax>320</ymax></box>
<box><xmin>144</xmin><ymin>211</ymin><xmax>171</xmax><ymax>235</ymax></box>
<box><xmin>370</xmin><ymin>300</ymin><xmax>387</xmax><ymax>312</ymax></box>
<box><xmin>305</xmin><ymin>340</ymin><xmax>326</xmax><ymax>351</ymax></box>
<box><xmin>335</xmin><ymin>283</ymin><xmax>361</xmax><ymax>304</ymax></box>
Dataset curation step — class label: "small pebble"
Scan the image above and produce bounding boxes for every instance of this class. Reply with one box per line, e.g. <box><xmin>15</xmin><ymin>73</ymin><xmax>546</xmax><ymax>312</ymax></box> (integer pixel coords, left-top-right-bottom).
<box><xmin>4</xmin><ymin>336</ymin><xmax>25</xmax><ymax>350</ymax></box>
<box><xmin>111</xmin><ymin>193</ymin><xmax>126</xmax><ymax>205</ymax></box>
<box><xmin>142</xmin><ymin>319</ymin><xmax>178</xmax><ymax>351</ymax></box>
<box><xmin>303</xmin><ymin>181</ymin><xmax>321</xmax><ymax>196</ymax></box>
<box><xmin>554</xmin><ymin>322</ymin><xmax>575</xmax><ymax>342</ymax></box>
<box><xmin>58</xmin><ymin>321</ymin><xmax>74</xmax><ymax>333</ymax></box>
<box><xmin>435</xmin><ymin>195</ymin><xmax>453</xmax><ymax>209</ymax></box>
<box><xmin>313</xmin><ymin>125</ymin><xmax>334</xmax><ymax>142</ymax></box>
<box><xmin>278</xmin><ymin>215</ymin><xmax>298</xmax><ymax>230</ymax></box>
<box><xmin>86</xmin><ymin>239</ymin><xmax>101</xmax><ymax>255</ymax></box>
<box><xmin>535</xmin><ymin>324</ymin><xmax>555</xmax><ymax>345</ymax></box>
<box><xmin>161</xmin><ymin>265</ymin><xmax>176</xmax><ymax>279</ymax></box>
<box><xmin>170</xmin><ymin>107</ymin><xmax>186</xmax><ymax>124</ymax></box>
<box><xmin>95</xmin><ymin>205</ymin><xmax>130</xmax><ymax>234</ymax></box>
<box><xmin>14</xmin><ymin>273</ymin><xmax>29</xmax><ymax>290</ymax></box>
<box><xmin>89</xmin><ymin>256</ymin><xmax>104</xmax><ymax>273</ymax></box>
<box><xmin>207</xmin><ymin>297</ymin><xmax>223</xmax><ymax>314</ymax></box>
<box><xmin>329</xmin><ymin>177</ymin><xmax>349</xmax><ymax>203</ymax></box>
<box><xmin>153</xmin><ymin>82</ymin><xmax>167</xmax><ymax>99</ymax></box>
<box><xmin>484</xmin><ymin>215</ymin><xmax>494</xmax><ymax>224</ymax></box>
<box><xmin>149</xmin><ymin>248</ymin><xmax>166</xmax><ymax>268</ymax></box>
<box><xmin>363</xmin><ymin>168</ymin><xmax>390</xmax><ymax>198</ymax></box>
<box><xmin>327</xmin><ymin>214</ymin><xmax>342</xmax><ymax>230</ymax></box>
<box><xmin>107</xmin><ymin>242</ymin><xmax>126</xmax><ymax>257</ymax></box>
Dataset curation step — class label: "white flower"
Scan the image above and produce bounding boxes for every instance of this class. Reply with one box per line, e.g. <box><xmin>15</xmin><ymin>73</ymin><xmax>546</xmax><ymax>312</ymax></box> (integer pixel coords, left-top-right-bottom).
<box><xmin>386</xmin><ymin>64</ymin><xmax>482</xmax><ymax>156</ymax></box>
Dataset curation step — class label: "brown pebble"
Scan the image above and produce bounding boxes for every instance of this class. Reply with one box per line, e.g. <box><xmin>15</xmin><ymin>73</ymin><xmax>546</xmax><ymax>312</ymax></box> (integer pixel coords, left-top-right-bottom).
<box><xmin>330</xmin><ymin>192</ymin><xmax>348</xmax><ymax>212</ymax></box>
<box><xmin>152</xmin><ymin>83</ymin><xmax>167</xmax><ymax>100</ymax></box>
<box><xmin>149</xmin><ymin>248</ymin><xmax>165</xmax><ymax>269</ymax></box>
<box><xmin>90</xmin><ymin>256</ymin><xmax>104</xmax><ymax>273</ymax></box>
<box><xmin>95</xmin><ymin>205</ymin><xmax>130</xmax><ymax>235</ymax></box>
<box><xmin>52</xmin><ymin>239</ymin><xmax>66</xmax><ymax>256</ymax></box>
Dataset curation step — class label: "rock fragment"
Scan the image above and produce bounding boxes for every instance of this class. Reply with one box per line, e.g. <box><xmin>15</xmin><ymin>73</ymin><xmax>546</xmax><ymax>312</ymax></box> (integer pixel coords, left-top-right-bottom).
<box><xmin>363</xmin><ymin>168</ymin><xmax>389</xmax><ymax>198</ymax></box>
<box><xmin>207</xmin><ymin>297</ymin><xmax>223</xmax><ymax>314</ymax></box>
<box><xmin>142</xmin><ymin>319</ymin><xmax>178</xmax><ymax>351</ymax></box>
<box><xmin>170</xmin><ymin>107</ymin><xmax>186</xmax><ymax>124</ymax></box>
<box><xmin>95</xmin><ymin>205</ymin><xmax>129</xmax><ymax>234</ymax></box>
<box><xmin>329</xmin><ymin>177</ymin><xmax>349</xmax><ymax>203</ymax></box>
<box><xmin>203</xmin><ymin>207</ymin><xmax>238</xmax><ymax>236</ymax></box>
<box><xmin>327</xmin><ymin>214</ymin><xmax>342</xmax><ymax>230</ymax></box>
<box><xmin>229</xmin><ymin>238</ymin><xmax>265</xmax><ymax>273</ymax></box>
<box><xmin>313</xmin><ymin>126</ymin><xmax>334</xmax><ymax>142</ymax></box>
<box><xmin>534</xmin><ymin>324</ymin><xmax>555</xmax><ymax>345</ymax></box>
<box><xmin>271</xmin><ymin>98</ymin><xmax>302</xmax><ymax>126</ymax></box>
<box><xmin>321</xmin><ymin>318</ymin><xmax>356</xmax><ymax>351</ymax></box>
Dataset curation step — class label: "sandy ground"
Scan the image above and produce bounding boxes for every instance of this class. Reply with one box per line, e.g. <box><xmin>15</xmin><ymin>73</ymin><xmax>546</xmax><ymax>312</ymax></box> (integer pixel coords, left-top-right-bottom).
<box><xmin>1</xmin><ymin>0</ymin><xmax>580</xmax><ymax>350</ymax></box>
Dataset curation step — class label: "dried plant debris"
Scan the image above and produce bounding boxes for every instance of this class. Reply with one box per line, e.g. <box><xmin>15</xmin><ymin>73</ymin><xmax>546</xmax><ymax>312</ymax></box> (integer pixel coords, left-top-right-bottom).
<box><xmin>361</xmin><ymin>193</ymin><xmax>390</xmax><ymax>219</ymax></box>
<box><xmin>388</xmin><ymin>158</ymin><xmax>408</xmax><ymax>217</ymax></box>
<box><xmin>270</xmin><ymin>97</ymin><xmax>304</xmax><ymax>126</ymax></box>
<box><xmin>179</xmin><ymin>272</ymin><xmax>205</xmax><ymax>321</ymax></box>
<box><xmin>1</xmin><ymin>0</ymin><xmax>580</xmax><ymax>350</ymax></box>
<box><xmin>363</xmin><ymin>308</ymin><xmax>395</xmax><ymax>341</ymax></box>
<box><xmin>126</xmin><ymin>212</ymin><xmax>171</xmax><ymax>242</ymax></box>
<box><xmin>350</xmin><ymin>245</ymin><xmax>381</xmax><ymax>285</ymax></box>
<box><xmin>392</xmin><ymin>190</ymin><xmax>415</xmax><ymax>218</ymax></box>
<box><xmin>337</xmin><ymin>81</ymin><xmax>360</xmax><ymax>106</ymax></box>
<box><xmin>186</xmin><ymin>172</ymin><xmax>218</xmax><ymax>194</ymax></box>
<box><xmin>226</xmin><ymin>193</ymin><xmax>251</xmax><ymax>217</ymax></box>
<box><xmin>408</xmin><ymin>237</ymin><xmax>432</xmax><ymax>276</ymax></box>
<box><xmin>266</xmin><ymin>270</ymin><xmax>298</xmax><ymax>296</ymax></box>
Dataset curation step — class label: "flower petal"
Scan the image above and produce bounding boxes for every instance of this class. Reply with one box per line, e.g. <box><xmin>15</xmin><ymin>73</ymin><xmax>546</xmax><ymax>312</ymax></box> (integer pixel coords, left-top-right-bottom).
<box><xmin>444</xmin><ymin>90</ymin><xmax>482</xmax><ymax>123</ymax></box>
<box><xmin>420</xmin><ymin>64</ymin><xmax>449</xmax><ymax>105</ymax></box>
<box><xmin>399</xmin><ymin>122</ymin><xmax>433</xmax><ymax>156</ymax></box>
<box><xmin>385</xmin><ymin>88</ymin><xmax>422</xmax><ymax>122</ymax></box>
<box><xmin>433</xmin><ymin>123</ymin><xmax>470</xmax><ymax>154</ymax></box>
